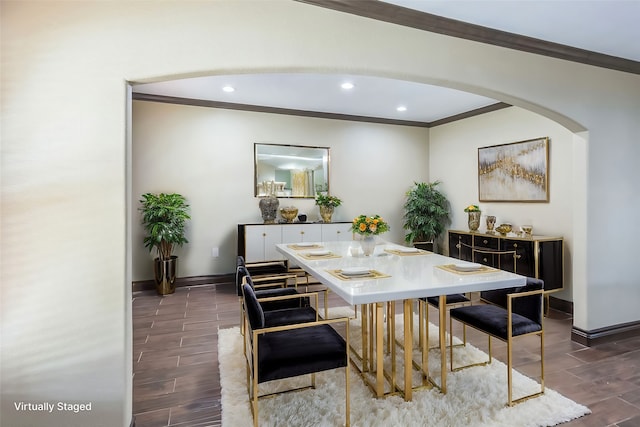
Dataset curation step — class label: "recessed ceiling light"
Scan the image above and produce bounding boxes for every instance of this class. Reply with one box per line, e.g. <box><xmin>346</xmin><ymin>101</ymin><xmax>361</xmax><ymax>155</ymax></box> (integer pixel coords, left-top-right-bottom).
<box><xmin>396</xmin><ymin>106</ymin><xmax>407</xmax><ymax>112</ymax></box>
<box><xmin>222</xmin><ymin>85</ymin><xmax>235</xmax><ymax>93</ymax></box>
<box><xmin>341</xmin><ymin>82</ymin><xmax>354</xmax><ymax>90</ymax></box>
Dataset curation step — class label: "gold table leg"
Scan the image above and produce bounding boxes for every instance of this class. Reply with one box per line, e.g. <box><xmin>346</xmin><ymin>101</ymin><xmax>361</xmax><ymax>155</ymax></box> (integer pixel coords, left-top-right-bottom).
<box><xmin>439</xmin><ymin>295</ymin><xmax>447</xmax><ymax>394</ymax></box>
<box><xmin>375</xmin><ymin>302</ymin><xmax>384</xmax><ymax>397</ymax></box>
<box><xmin>361</xmin><ymin>304</ymin><xmax>369</xmax><ymax>372</ymax></box>
<box><xmin>403</xmin><ymin>299</ymin><xmax>413</xmax><ymax>401</ymax></box>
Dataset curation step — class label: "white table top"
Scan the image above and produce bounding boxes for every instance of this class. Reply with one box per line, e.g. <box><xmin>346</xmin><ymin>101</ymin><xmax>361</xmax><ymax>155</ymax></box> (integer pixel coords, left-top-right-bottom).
<box><xmin>276</xmin><ymin>240</ymin><xmax>527</xmax><ymax>305</ymax></box>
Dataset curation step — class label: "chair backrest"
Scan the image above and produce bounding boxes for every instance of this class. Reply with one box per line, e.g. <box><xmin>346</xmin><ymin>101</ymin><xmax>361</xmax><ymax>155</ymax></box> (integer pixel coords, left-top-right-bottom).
<box><xmin>236</xmin><ymin>265</ymin><xmax>254</xmax><ymax>296</ymax></box>
<box><xmin>242</xmin><ymin>283</ymin><xmax>265</xmax><ymax>330</ymax></box>
<box><xmin>511</xmin><ymin>278</ymin><xmax>544</xmax><ymax>325</ymax></box>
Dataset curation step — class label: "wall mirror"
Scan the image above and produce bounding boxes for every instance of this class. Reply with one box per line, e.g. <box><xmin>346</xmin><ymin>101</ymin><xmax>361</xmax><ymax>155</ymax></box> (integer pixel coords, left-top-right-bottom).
<box><xmin>254</xmin><ymin>143</ymin><xmax>330</xmax><ymax>198</ymax></box>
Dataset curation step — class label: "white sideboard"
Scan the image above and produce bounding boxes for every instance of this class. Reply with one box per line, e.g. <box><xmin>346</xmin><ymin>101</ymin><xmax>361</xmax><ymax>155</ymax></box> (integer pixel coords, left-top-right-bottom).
<box><xmin>237</xmin><ymin>222</ymin><xmax>353</xmax><ymax>263</ymax></box>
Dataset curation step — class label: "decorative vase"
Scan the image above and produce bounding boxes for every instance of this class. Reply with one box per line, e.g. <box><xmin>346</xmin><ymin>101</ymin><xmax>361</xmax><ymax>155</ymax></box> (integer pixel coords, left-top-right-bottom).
<box><xmin>468</xmin><ymin>211</ymin><xmax>481</xmax><ymax>232</ymax></box>
<box><xmin>319</xmin><ymin>205</ymin><xmax>334</xmax><ymax>223</ymax></box>
<box><xmin>259</xmin><ymin>196</ymin><xmax>279</xmax><ymax>224</ymax></box>
<box><xmin>360</xmin><ymin>235</ymin><xmax>376</xmax><ymax>256</ymax></box>
<box><xmin>486</xmin><ymin>215</ymin><xmax>496</xmax><ymax>233</ymax></box>
<box><xmin>279</xmin><ymin>206</ymin><xmax>298</xmax><ymax>223</ymax></box>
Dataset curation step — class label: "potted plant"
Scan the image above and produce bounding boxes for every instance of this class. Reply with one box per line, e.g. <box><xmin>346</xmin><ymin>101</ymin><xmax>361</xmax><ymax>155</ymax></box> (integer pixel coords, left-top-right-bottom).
<box><xmin>315</xmin><ymin>193</ymin><xmax>342</xmax><ymax>223</ymax></box>
<box><xmin>403</xmin><ymin>181</ymin><xmax>450</xmax><ymax>252</ymax></box>
<box><xmin>140</xmin><ymin>192</ymin><xmax>191</xmax><ymax>295</ymax></box>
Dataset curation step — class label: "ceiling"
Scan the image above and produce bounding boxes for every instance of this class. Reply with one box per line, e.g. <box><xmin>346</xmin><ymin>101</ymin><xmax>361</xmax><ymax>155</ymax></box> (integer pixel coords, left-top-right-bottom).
<box><xmin>133</xmin><ymin>0</ymin><xmax>640</xmax><ymax>125</ymax></box>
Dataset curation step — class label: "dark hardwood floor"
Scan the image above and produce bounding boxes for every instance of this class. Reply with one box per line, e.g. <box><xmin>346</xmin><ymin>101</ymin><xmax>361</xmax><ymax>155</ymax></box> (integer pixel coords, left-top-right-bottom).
<box><xmin>132</xmin><ymin>283</ymin><xmax>640</xmax><ymax>427</ymax></box>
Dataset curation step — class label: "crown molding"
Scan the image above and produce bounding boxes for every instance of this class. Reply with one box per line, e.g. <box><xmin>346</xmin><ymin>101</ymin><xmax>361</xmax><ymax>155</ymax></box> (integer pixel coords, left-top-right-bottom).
<box><xmin>295</xmin><ymin>0</ymin><xmax>640</xmax><ymax>76</ymax></box>
<box><xmin>133</xmin><ymin>93</ymin><xmax>510</xmax><ymax>128</ymax></box>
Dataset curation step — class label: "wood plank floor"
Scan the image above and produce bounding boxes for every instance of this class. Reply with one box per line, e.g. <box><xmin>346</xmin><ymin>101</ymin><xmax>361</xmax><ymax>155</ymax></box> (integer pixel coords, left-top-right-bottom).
<box><xmin>132</xmin><ymin>283</ymin><xmax>640</xmax><ymax>427</ymax></box>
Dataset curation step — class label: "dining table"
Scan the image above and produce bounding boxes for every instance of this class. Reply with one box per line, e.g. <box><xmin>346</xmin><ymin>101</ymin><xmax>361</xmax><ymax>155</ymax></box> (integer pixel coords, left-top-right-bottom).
<box><xmin>276</xmin><ymin>239</ymin><xmax>526</xmax><ymax>401</ymax></box>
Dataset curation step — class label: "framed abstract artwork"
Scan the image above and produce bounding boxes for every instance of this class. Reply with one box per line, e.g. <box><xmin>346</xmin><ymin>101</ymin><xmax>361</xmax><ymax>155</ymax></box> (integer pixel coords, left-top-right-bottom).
<box><xmin>478</xmin><ymin>137</ymin><xmax>549</xmax><ymax>202</ymax></box>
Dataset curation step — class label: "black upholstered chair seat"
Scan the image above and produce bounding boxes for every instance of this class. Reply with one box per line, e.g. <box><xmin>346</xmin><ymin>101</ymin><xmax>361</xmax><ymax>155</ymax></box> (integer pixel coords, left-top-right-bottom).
<box><xmin>263</xmin><ymin>306</ymin><xmax>317</xmax><ymax>328</ymax></box>
<box><xmin>450</xmin><ymin>304</ymin><xmax>542</xmax><ymax>339</ymax></box>
<box><xmin>257</xmin><ymin>324</ymin><xmax>347</xmax><ymax>383</ymax></box>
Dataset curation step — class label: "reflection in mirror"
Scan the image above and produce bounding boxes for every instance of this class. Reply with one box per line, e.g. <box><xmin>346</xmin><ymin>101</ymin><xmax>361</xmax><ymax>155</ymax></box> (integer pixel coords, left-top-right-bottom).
<box><xmin>255</xmin><ymin>143</ymin><xmax>330</xmax><ymax>198</ymax></box>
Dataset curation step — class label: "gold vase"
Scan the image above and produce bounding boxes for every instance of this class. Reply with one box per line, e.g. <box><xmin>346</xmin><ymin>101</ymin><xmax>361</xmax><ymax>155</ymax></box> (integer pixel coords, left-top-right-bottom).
<box><xmin>468</xmin><ymin>211</ymin><xmax>481</xmax><ymax>232</ymax></box>
<box><xmin>319</xmin><ymin>205</ymin><xmax>334</xmax><ymax>223</ymax></box>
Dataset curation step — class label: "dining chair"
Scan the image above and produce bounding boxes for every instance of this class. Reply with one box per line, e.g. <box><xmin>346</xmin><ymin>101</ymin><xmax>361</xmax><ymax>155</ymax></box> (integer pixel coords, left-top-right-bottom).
<box><xmin>448</xmin><ymin>278</ymin><xmax>545</xmax><ymax>406</ymax></box>
<box><xmin>236</xmin><ymin>265</ymin><xmax>308</xmax><ymax>335</ymax></box>
<box><xmin>242</xmin><ymin>283</ymin><xmax>351</xmax><ymax>427</ymax></box>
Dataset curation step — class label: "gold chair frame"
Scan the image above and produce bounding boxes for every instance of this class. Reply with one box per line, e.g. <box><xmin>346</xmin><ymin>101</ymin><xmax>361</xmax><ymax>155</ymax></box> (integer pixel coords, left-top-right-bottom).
<box><xmin>242</xmin><ymin>289</ymin><xmax>351</xmax><ymax>427</ymax></box>
<box><xmin>449</xmin><ymin>288</ymin><xmax>545</xmax><ymax>406</ymax></box>
<box><xmin>238</xmin><ymin>271</ymin><xmax>299</xmax><ymax>336</ymax></box>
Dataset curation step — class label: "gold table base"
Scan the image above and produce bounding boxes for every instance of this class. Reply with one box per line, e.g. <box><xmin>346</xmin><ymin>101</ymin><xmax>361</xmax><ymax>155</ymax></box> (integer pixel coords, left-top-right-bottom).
<box><xmin>348</xmin><ymin>296</ymin><xmax>448</xmax><ymax>401</ymax></box>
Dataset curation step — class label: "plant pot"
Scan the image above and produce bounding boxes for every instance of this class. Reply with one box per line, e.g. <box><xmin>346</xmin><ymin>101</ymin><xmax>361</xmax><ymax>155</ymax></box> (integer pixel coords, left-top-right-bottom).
<box><xmin>154</xmin><ymin>256</ymin><xmax>178</xmax><ymax>295</ymax></box>
<box><xmin>319</xmin><ymin>205</ymin><xmax>334</xmax><ymax>223</ymax></box>
<box><xmin>413</xmin><ymin>241</ymin><xmax>434</xmax><ymax>252</ymax></box>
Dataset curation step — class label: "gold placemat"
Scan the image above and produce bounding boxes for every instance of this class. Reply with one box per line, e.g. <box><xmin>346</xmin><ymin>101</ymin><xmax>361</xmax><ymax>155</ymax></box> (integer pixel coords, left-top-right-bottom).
<box><xmin>327</xmin><ymin>269</ymin><xmax>391</xmax><ymax>281</ymax></box>
<box><xmin>384</xmin><ymin>248</ymin><xmax>432</xmax><ymax>256</ymax></box>
<box><xmin>288</xmin><ymin>244</ymin><xmax>323</xmax><ymax>250</ymax></box>
<box><xmin>298</xmin><ymin>252</ymin><xmax>341</xmax><ymax>260</ymax></box>
<box><xmin>437</xmin><ymin>264</ymin><xmax>498</xmax><ymax>275</ymax></box>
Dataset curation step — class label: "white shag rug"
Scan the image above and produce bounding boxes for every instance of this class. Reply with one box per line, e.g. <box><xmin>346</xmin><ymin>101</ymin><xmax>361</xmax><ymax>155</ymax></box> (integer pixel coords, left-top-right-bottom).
<box><xmin>219</xmin><ymin>307</ymin><xmax>590</xmax><ymax>427</ymax></box>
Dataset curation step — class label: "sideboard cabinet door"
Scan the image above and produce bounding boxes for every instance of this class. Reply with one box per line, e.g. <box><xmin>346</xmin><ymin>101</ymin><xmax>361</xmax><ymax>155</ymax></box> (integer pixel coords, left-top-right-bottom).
<box><xmin>281</xmin><ymin>224</ymin><xmax>322</xmax><ymax>244</ymax></box>
<box><xmin>501</xmin><ymin>239</ymin><xmax>535</xmax><ymax>276</ymax></box>
<box><xmin>448</xmin><ymin>231</ymin><xmax>473</xmax><ymax>261</ymax></box>
<box><xmin>538</xmin><ymin>239</ymin><xmax>564</xmax><ymax>292</ymax></box>
<box><xmin>243</xmin><ymin>225</ymin><xmax>284</xmax><ymax>263</ymax></box>
<box><xmin>321</xmin><ymin>223</ymin><xmax>353</xmax><ymax>242</ymax></box>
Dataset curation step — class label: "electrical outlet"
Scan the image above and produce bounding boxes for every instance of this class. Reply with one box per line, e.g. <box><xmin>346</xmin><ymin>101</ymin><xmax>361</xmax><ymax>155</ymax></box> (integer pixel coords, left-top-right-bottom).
<box><xmin>211</xmin><ymin>247</ymin><xmax>219</xmax><ymax>258</ymax></box>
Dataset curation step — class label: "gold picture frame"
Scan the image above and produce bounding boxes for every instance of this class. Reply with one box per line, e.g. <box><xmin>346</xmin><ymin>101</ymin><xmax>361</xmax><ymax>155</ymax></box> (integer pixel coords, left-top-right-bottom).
<box><xmin>478</xmin><ymin>137</ymin><xmax>549</xmax><ymax>202</ymax></box>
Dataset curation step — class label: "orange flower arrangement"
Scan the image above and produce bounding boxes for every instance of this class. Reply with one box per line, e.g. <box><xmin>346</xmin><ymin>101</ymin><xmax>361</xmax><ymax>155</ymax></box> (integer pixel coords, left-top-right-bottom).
<box><xmin>351</xmin><ymin>215</ymin><xmax>390</xmax><ymax>236</ymax></box>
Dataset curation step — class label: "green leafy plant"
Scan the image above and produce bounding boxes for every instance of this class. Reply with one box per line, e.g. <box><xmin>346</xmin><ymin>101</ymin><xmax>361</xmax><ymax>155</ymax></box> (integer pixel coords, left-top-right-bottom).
<box><xmin>403</xmin><ymin>181</ymin><xmax>450</xmax><ymax>244</ymax></box>
<box><xmin>315</xmin><ymin>193</ymin><xmax>342</xmax><ymax>208</ymax></box>
<box><xmin>140</xmin><ymin>193</ymin><xmax>191</xmax><ymax>260</ymax></box>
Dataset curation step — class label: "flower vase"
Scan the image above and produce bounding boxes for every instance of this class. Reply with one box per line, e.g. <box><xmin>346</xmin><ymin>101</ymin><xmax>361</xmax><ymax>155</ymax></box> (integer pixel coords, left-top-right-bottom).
<box><xmin>319</xmin><ymin>205</ymin><xmax>334</xmax><ymax>223</ymax></box>
<box><xmin>360</xmin><ymin>236</ymin><xmax>376</xmax><ymax>256</ymax></box>
<box><xmin>468</xmin><ymin>211</ymin><xmax>481</xmax><ymax>232</ymax></box>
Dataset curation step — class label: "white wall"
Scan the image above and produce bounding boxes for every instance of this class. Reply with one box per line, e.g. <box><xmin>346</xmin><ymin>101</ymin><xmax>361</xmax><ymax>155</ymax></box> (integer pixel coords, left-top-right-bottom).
<box><xmin>132</xmin><ymin>101</ymin><xmax>429</xmax><ymax>281</ymax></box>
<box><xmin>2</xmin><ymin>1</ymin><xmax>639</xmax><ymax>426</ymax></box>
<box><xmin>429</xmin><ymin>106</ymin><xmax>575</xmax><ymax>301</ymax></box>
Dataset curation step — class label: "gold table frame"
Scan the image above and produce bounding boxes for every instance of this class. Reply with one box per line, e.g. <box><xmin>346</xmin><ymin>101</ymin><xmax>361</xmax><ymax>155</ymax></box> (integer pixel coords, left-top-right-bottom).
<box><xmin>275</xmin><ymin>240</ymin><xmax>526</xmax><ymax>402</ymax></box>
